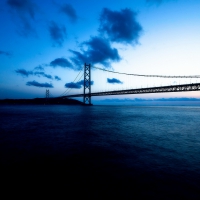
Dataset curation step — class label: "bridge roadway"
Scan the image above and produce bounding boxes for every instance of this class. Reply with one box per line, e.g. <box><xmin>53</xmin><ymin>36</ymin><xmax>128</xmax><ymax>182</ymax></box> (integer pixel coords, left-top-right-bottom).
<box><xmin>61</xmin><ymin>83</ymin><xmax>200</xmax><ymax>98</ymax></box>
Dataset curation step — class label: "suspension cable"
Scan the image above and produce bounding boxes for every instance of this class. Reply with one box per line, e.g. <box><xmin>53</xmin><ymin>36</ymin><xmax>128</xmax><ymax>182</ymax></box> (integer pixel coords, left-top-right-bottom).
<box><xmin>63</xmin><ymin>73</ymin><xmax>84</xmax><ymax>96</ymax></box>
<box><xmin>92</xmin><ymin>66</ymin><xmax>200</xmax><ymax>78</ymax></box>
<box><xmin>59</xmin><ymin>67</ymin><xmax>83</xmax><ymax>97</ymax></box>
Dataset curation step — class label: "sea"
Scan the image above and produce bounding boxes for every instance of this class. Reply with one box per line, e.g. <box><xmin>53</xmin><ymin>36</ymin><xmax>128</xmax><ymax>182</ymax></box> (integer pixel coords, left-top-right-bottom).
<box><xmin>0</xmin><ymin>105</ymin><xmax>200</xmax><ymax>199</ymax></box>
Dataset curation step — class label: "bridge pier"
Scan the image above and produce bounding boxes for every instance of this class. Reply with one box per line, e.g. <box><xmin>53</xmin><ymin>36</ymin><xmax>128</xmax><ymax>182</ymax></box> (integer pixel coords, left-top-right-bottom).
<box><xmin>83</xmin><ymin>63</ymin><xmax>92</xmax><ymax>105</ymax></box>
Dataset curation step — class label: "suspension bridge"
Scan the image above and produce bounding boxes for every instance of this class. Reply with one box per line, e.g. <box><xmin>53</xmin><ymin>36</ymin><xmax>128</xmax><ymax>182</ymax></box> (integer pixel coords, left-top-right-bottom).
<box><xmin>47</xmin><ymin>63</ymin><xmax>200</xmax><ymax>105</ymax></box>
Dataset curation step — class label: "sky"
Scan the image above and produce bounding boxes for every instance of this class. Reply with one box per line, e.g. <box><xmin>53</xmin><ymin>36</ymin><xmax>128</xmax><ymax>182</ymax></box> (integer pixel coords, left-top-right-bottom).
<box><xmin>1</xmin><ymin>0</ymin><xmax>200</xmax><ymax>101</ymax></box>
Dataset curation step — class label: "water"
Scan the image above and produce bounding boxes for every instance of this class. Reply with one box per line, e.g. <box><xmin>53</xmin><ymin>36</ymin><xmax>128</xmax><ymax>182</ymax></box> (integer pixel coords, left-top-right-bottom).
<box><xmin>0</xmin><ymin>105</ymin><xmax>200</xmax><ymax>199</ymax></box>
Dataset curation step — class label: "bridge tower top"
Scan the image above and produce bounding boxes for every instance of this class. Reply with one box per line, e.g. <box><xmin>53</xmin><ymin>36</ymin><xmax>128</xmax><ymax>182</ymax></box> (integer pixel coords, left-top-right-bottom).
<box><xmin>83</xmin><ymin>63</ymin><xmax>92</xmax><ymax>105</ymax></box>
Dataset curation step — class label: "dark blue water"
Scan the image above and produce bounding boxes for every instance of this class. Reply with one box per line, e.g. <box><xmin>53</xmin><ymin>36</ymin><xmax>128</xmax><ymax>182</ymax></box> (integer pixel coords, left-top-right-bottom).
<box><xmin>1</xmin><ymin>105</ymin><xmax>200</xmax><ymax>199</ymax></box>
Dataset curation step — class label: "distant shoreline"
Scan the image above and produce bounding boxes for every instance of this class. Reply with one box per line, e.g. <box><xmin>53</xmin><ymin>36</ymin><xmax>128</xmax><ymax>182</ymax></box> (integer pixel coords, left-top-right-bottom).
<box><xmin>0</xmin><ymin>98</ymin><xmax>84</xmax><ymax>105</ymax></box>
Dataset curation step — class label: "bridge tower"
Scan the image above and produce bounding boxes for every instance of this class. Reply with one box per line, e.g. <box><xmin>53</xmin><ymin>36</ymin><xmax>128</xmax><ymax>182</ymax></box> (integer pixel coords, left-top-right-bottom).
<box><xmin>46</xmin><ymin>89</ymin><xmax>49</xmax><ymax>103</ymax></box>
<box><xmin>83</xmin><ymin>63</ymin><xmax>92</xmax><ymax>105</ymax></box>
<box><xmin>46</xmin><ymin>89</ymin><xmax>49</xmax><ymax>99</ymax></box>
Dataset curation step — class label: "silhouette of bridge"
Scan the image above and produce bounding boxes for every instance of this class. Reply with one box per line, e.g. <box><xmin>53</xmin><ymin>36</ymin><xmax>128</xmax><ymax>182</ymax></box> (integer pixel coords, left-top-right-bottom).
<box><xmin>53</xmin><ymin>63</ymin><xmax>200</xmax><ymax>105</ymax></box>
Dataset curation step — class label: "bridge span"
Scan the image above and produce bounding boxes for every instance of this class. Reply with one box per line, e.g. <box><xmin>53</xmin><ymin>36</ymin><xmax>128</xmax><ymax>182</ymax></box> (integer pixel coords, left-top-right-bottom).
<box><xmin>54</xmin><ymin>63</ymin><xmax>200</xmax><ymax>105</ymax></box>
<box><xmin>62</xmin><ymin>82</ymin><xmax>200</xmax><ymax>98</ymax></box>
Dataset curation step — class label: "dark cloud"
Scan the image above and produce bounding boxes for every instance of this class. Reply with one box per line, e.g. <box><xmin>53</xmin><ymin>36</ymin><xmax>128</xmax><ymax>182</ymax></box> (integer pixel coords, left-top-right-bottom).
<box><xmin>64</xmin><ymin>80</ymin><xmax>94</xmax><ymax>89</ymax></box>
<box><xmin>107</xmin><ymin>78</ymin><xmax>123</xmax><ymax>84</ymax></box>
<box><xmin>76</xmin><ymin>80</ymin><xmax>84</xmax><ymax>86</ymax></box>
<box><xmin>34</xmin><ymin>65</ymin><xmax>44</xmax><ymax>71</ymax></box>
<box><xmin>69</xmin><ymin>50</ymin><xmax>87</xmax><ymax>69</ymax></box>
<box><xmin>34</xmin><ymin>72</ymin><xmax>53</xmax><ymax>80</ymax></box>
<box><xmin>0</xmin><ymin>50</ymin><xmax>12</xmax><ymax>56</ymax></box>
<box><xmin>70</xmin><ymin>36</ymin><xmax>120</xmax><ymax>67</ymax></box>
<box><xmin>50</xmin><ymin>58</ymin><xmax>74</xmax><ymax>69</ymax></box>
<box><xmin>55</xmin><ymin>76</ymin><xmax>61</xmax><ymax>81</ymax></box>
<box><xmin>49</xmin><ymin>21</ymin><xmax>67</xmax><ymax>47</ymax></box>
<box><xmin>16</xmin><ymin>68</ymin><xmax>53</xmax><ymax>80</ymax></box>
<box><xmin>65</xmin><ymin>82</ymin><xmax>81</xmax><ymax>89</ymax></box>
<box><xmin>99</xmin><ymin>8</ymin><xmax>142</xmax><ymax>44</ymax></box>
<box><xmin>26</xmin><ymin>80</ymin><xmax>53</xmax><ymax>88</ymax></box>
<box><xmin>67</xmin><ymin>8</ymin><xmax>142</xmax><ymax>68</ymax></box>
<box><xmin>7</xmin><ymin>0</ymin><xmax>36</xmax><ymax>18</ymax></box>
<box><xmin>84</xmin><ymin>36</ymin><xmax>120</xmax><ymax>64</ymax></box>
<box><xmin>16</xmin><ymin>69</ymin><xmax>33</xmax><ymax>77</ymax></box>
<box><xmin>7</xmin><ymin>0</ymin><xmax>37</xmax><ymax>37</ymax></box>
<box><xmin>76</xmin><ymin>80</ymin><xmax>94</xmax><ymax>86</ymax></box>
<box><xmin>60</xmin><ymin>3</ymin><xmax>77</xmax><ymax>23</ymax></box>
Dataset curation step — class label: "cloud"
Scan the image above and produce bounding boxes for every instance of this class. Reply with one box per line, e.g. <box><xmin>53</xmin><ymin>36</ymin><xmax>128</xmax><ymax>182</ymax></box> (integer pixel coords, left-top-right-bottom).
<box><xmin>16</xmin><ymin>68</ymin><xmax>53</xmax><ymax>80</ymax></box>
<box><xmin>99</xmin><ymin>8</ymin><xmax>142</xmax><ymax>44</ymax></box>
<box><xmin>65</xmin><ymin>82</ymin><xmax>82</xmax><ymax>89</ymax></box>
<box><xmin>49</xmin><ymin>21</ymin><xmax>67</xmax><ymax>47</ymax></box>
<box><xmin>69</xmin><ymin>50</ymin><xmax>87</xmax><ymax>69</ymax></box>
<box><xmin>76</xmin><ymin>80</ymin><xmax>94</xmax><ymax>86</ymax></box>
<box><xmin>60</xmin><ymin>3</ymin><xmax>77</xmax><ymax>23</ymax></box>
<box><xmin>107</xmin><ymin>78</ymin><xmax>123</xmax><ymax>84</ymax></box>
<box><xmin>55</xmin><ymin>75</ymin><xmax>61</xmax><ymax>81</ymax></box>
<box><xmin>70</xmin><ymin>36</ymin><xmax>120</xmax><ymax>67</ymax></box>
<box><xmin>34</xmin><ymin>72</ymin><xmax>53</xmax><ymax>79</ymax></box>
<box><xmin>7</xmin><ymin>0</ymin><xmax>36</xmax><ymax>18</ymax></box>
<box><xmin>64</xmin><ymin>80</ymin><xmax>94</xmax><ymax>89</ymax></box>
<box><xmin>16</xmin><ymin>69</ymin><xmax>33</xmax><ymax>77</ymax></box>
<box><xmin>50</xmin><ymin>58</ymin><xmax>74</xmax><ymax>69</ymax></box>
<box><xmin>26</xmin><ymin>80</ymin><xmax>53</xmax><ymax>88</ymax></box>
<box><xmin>7</xmin><ymin>0</ymin><xmax>37</xmax><ymax>37</ymax></box>
<box><xmin>34</xmin><ymin>65</ymin><xmax>44</xmax><ymax>71</ymax></box>
<box><xmin>68</xmin><ymin>8</ymin><xmax>142</xmax><ymax>68</ymax></box>
<box><xmin>0</xmin><ymin>50</ymin><xmax>12</xmax><ymax>56</ymax></box>
<box><xmin>84</xmin><ymin>36</ymin><xmax>120</xmax><ymax>64</ymax></box>
<box><xmin>66</xmin><ymin>8</ymin><xmax>142</xmax><ymax>69</ymax></box>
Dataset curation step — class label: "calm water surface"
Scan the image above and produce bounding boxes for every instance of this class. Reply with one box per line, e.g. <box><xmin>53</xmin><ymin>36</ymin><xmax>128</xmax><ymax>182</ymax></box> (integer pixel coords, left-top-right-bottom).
<box><xmin>0</xmin><ymin>105</ymin><xmax>200</xmax><ymax>199</ymax></box>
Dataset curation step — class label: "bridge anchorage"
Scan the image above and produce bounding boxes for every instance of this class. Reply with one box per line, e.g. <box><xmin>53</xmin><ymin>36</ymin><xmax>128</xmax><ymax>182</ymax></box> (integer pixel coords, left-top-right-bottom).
<box><xmin>83</xmin><ymin>63</ymin><xmax>92</xmax><ymax>105</ymax></box>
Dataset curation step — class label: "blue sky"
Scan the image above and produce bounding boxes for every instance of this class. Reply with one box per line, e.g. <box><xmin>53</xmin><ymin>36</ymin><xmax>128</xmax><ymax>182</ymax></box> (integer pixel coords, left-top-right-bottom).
<box><xmin>1</xmin><ymin>0</ymin><xmax>200</xmax><ymax>100</ymax></box>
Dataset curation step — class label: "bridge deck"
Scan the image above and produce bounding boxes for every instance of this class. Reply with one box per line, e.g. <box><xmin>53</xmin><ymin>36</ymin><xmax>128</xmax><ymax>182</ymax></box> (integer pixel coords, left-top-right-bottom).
<box><xmin>62</xmin><ymin>83</ymin><xmax>200</xmax><ymax>98</ymax></box>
